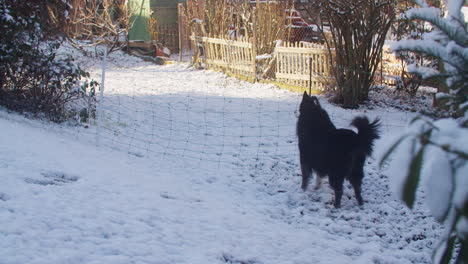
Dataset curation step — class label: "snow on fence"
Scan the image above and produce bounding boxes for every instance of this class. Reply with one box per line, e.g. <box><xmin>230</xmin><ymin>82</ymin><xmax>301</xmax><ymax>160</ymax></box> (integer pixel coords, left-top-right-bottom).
<box><xmin>275</xmin><ymin>41</ymin><xmax>332</xmax><ymax>91</ymax></box>
<box><xmin>190</xmin><ymin>35</ymin><xmax>256</xmax><ymax>78</ymax></box>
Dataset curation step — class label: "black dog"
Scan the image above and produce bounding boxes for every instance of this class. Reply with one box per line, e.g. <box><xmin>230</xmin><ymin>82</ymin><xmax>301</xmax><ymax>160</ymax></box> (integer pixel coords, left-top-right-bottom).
<box><xmin>297</xmin><ymin>92</ymin><xmax>380</xmax><ymax>208</ymax></box>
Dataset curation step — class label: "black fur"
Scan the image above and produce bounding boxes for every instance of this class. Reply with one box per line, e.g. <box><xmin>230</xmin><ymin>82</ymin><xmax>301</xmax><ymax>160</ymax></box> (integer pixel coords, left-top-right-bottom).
<box><xmin>296</xmin><ymin>92</ymin><xmax>380</xmax><ymax>208</ymax></box>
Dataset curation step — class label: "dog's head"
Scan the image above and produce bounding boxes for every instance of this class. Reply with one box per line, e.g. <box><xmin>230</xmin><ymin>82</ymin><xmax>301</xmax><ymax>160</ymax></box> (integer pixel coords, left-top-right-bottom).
<box><xmin>299</xmin><ymin>91</ymin><xmax>321</xmax><ymax>114</ymax></box>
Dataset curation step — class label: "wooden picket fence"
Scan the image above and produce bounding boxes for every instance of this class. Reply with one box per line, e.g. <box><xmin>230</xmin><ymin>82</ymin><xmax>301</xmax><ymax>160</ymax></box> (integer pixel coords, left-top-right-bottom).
<box><xmin>275</xmin><ymin>41</ymin><xmax>333</xmax><ymax>91</ymax></box>
<box><xmin>190</xmin><ymin>35</ymin><xmax>256</xmax><ymax>78</ymax></box>
<box><xmin>190</xmin><ymin>35</ymin><xmax>401</xmax><ymax>91</ymax></box>
<box><xmin>376</xmin><ymin>47</ymin><xmax>402</xmax><ymax>86</ymax></box>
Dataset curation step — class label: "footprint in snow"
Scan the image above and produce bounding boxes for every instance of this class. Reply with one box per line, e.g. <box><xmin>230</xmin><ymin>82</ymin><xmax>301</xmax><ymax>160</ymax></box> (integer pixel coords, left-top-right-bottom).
<box><xmin>25</xmin><ymin>171</ymin><xmax>80</xmax><ymax>186</ymax></box>
<box><xmin>221</xmin><ymin>254</ymin><xmax>261</xmax><ymax>264</ymax></box>
<box><xmin>0</xmin><ymin>193</ymin><xmax>10</xmax><ymax>201</ymax></box>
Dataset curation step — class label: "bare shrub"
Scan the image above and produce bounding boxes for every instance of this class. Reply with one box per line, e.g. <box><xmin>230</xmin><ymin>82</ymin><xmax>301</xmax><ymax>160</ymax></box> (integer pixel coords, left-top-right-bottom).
<box><xmin>301</xmin><ymin>0</ymin><xmax>395</xmax><ymax>108</ymax></box>
<box><xmin>186</xmin><ymin>0</ymin><xmax>293</xmax><ymax>77</ymax></box>
<box><xmin>60</xmin><ymin>0</ymin><xmax>134</xmax><ymax>54</ymax></box>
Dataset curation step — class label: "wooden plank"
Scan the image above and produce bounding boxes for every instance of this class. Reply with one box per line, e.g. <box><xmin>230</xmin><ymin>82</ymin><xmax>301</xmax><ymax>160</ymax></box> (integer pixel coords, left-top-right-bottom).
<box><xmin>275</xmin><ymin>47</ymin><xmax>329</xmax><ymax>54</ymax></box>
<box><xmin>314</xmin><ymin>53</ymin><xmax>318</xmax><ymax>78</ymax></box>
<box><xmin>276</xmin><ymin>72</ymin><xmax>334</xmax><ymax>81</ymax></box>
<box><xmin>128</xmin><ymin>41</ymin><xmax>153</xmax><ymax>49</ymax></box>
<box><xmin>235</xmin><ymin>45</ymin><xmax>240</xmax><ymax>74</ymax></box>
<box><xmin>190</xmin><ymin>36</ymin><xmax>252</xmax><ymax>48</ymax></box>
<box><xmin>223</xmin><ymin>41</ymin><xmax>229</xmax><ymax>67</ymax></box>
<box><xmin>205</xmin><ymin>59</ymin><xmax>255</xmax><ymax>73</ymax></box>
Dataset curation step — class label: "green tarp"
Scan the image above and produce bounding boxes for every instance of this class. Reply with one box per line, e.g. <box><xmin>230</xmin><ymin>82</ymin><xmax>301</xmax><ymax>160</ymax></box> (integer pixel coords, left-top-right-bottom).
<box><xmin>128</xmin><ymin>0</ymin><xmax>187</xmax><ymax>42</ymax></box>
<box><xmin>129</xmin><ymin>0</ymin><xmax>151</xmax><ymax>42</ymax></box>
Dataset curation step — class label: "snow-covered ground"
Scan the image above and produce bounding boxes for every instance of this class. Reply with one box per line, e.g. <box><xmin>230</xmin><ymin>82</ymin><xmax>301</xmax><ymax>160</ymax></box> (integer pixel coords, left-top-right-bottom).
<box><xmin>0</xmin><ymin>51</ymin><xmax>443</xmax><ymax>264</ymax></box>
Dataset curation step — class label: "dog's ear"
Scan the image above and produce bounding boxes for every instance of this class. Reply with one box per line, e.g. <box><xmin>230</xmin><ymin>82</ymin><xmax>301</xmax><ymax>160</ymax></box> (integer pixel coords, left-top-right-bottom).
<box><xmin>299</xmin><ymin>91</ymin><xmax>310</xmax><ymax>113</ymax></box>
<box><xmin>310</xmin><ymin>96</ymin><xmax>320</xmax><ymax>107</ymax></box>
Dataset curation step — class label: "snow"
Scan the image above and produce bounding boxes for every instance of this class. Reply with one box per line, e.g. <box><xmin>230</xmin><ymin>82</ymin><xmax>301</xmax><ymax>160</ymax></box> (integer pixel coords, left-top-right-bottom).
<box><xmin>423</xmin><ymin>148</ymin><xmax>453</xmax><ymax>221</ymax></box>
<box><xmin>430</xmin><ymin>119</ymin><xmax>468</xmax><ymax>213</ymax></box>
<box><xmin>405</xmin><ymin>7</ymin><xmax>440</xmax><ymax>21</ymax></box>
<box><xmin>192</xmin><ymin>18</ymin><xmax>203</xmax><ymax>24</ymax></box>
<box><xmin>256</xmin><ymin>53</ymin><xmax>272</xmax><ymax>60</ymax></box>
<box><xmin>463</xmin><ymin>7</ymin><xmax>468</xmax><ymax>22</ymax></box>
<box><xmin>460</xmin><ymin>100</ymin><xmax>468</xmax><ymax>110</ymax></box>
<box><xmin>3</xmin><ymin>13</ymin><xmax>13</xmax><ymax>22</ymax></box>
<box><xmin>0</xmin><ymin>49</ymin><xmax>447</xmax><ymax>263</ymax></box>
<box><xmin>377</xmin><ymin>130</ymin><xmax>414</xmax><ymax>202</ymax></box>
<box><xmin>457</xmin><ymin>217</ymin><xmax>468</xmax><ymax>237</ymax></box>
<box><xmin>453</xmin><ymin>156</ymin><xmax>468</xmax><ymax>210</ymax></box>
<box><xmin>446</xmin><ymin>0</ymin><xmax>464</xmax><ymax>20</ymax></box>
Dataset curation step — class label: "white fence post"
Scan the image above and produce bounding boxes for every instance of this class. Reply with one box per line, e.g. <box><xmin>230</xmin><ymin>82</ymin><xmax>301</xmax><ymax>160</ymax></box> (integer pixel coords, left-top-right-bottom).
<box><xmin>96</xmin><ymin>47</ymin><xmax>107</xmax><ymax>147</ymax></box>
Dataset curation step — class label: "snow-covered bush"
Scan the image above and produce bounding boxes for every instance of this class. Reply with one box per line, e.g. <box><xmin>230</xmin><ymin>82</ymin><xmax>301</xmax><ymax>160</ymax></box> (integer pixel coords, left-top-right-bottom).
<box><xmin>380</xmin><ymin>117</ymin><xmax>467</xmax><ymax>263</ymax></box>
<box><xmin>381</xmin><ymin>1</ymin><xmax>467</xmax><ymax>262</ymax></box>
<box><xmin>0</xmin><ymin>1</ymin><xmax>98</xmax><ymax>122</ymax></box>
<box><xmin>391</xmin><ymin>0</ymin><xmax>435</xmax><ymax>96</ymax></box>
<box><xmin>391</xmin><ymin>0</ymin><xmax>467</xmax><ymax>117</ymax></box>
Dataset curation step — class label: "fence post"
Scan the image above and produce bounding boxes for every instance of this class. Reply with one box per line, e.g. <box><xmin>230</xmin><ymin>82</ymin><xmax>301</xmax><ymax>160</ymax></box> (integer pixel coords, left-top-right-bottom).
<box><xmin>252</xmin><ymin>9</ymin><xmax>257</xmax><ymax>81</ymax></box>
<box><xmin>178</xmin><ymin>3</ymin><xmax>183</xmax><ymax>62</ymax></box>
<box><xmin>380</xmin><ymin>48</ymin><xmax>383</xmax><ymax>85</ymax></box>
<box><xmin>309</xmin><ymin>56</ymin><xmax>312</xmax><ymax>95</ymax></box>
<box><xmin>96</xmin><ymin>47</ymin><xmax>107</xmax><ymax>147</ymax></box>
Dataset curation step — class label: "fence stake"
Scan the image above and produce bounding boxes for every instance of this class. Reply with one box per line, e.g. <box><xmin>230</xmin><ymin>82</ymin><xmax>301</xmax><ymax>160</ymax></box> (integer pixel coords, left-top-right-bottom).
<box><xmin>309</xmin><ymin>56</ymin><xmax>312</xmax><ymax>95</ymax></box>
<box><xmin>96</xmin><ymin>47</ymin><xmax>107</xmax><ymax>147</ymax></box>
<box><xmin>178</xmin><ymin>3</ymin><xmax>183</xmax><ymax>62</ymax></box>
<box><xmin>252</xmin><ymin>8</ymin><xmax>257</xmax><ymax>81</ymax></box>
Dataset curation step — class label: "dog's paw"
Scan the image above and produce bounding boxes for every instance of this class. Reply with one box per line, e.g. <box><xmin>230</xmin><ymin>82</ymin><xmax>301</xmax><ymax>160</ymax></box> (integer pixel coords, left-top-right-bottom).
<box><xmin>333</xmin><ymin>201</ymin><xmax>341</xmax><ymax>208</ymax></box>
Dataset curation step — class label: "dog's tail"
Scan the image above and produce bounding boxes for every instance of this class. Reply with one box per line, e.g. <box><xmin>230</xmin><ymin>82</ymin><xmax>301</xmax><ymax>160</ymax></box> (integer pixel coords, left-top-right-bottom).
<box><xmin>351</xmin><ymin>116</ymin><xmax>381</xmax><ymax>157</ymax></box>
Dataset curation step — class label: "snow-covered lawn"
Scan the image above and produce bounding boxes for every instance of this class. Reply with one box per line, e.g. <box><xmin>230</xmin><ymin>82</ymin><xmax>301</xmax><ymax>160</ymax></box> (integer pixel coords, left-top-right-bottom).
<box><xmin>0</xmin><ymin>53</ymin><xmax>443</xmax><ymax>264</ymax></box>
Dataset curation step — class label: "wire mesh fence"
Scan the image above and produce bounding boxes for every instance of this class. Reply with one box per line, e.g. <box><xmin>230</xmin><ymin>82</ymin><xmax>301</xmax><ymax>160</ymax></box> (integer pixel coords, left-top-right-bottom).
<box><xmin>88</xmin><ymin>58</ymin><xmax>415</xmax><ymax>167</ymax></box>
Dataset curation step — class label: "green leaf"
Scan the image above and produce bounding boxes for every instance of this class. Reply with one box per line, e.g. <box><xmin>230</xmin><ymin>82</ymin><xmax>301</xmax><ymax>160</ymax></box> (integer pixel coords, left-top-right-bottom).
<box><xmin>379</xmin><ymin>135</ymin><xmax>409</xmax><ymax>167</ymax></box>
<box><xmin>402</xmin><ymin>146</ymin><xmax>425</xmax><ymax>209</ymax></box>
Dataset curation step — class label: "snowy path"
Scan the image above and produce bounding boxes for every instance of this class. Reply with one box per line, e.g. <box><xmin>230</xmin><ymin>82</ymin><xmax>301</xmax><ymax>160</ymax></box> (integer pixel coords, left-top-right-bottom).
<box><xmin>0</xmin><ymin>59</ymin><xmax>442</xmax><ymax>263</ymax></box>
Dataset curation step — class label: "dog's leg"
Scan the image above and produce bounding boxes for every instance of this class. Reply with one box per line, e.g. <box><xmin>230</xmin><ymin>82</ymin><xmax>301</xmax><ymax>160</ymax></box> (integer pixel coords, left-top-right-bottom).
<box><xmin>350</xmin><ymin>156</ymin><xmax>366</xmax><ymax>206</ymax></box>
<box><xmin>314</xmin><ymin>174</ymin><xmax>323</xmax><ymax>190</ymax></box>
<box><xmin>352</xmin><ymin>183</ymin><xmax>364</xmax><ymax>206</ymax></box>
<box><xmin>300</xmin><ymin>159</ymin><xmax>311</xmax><ymax>191</ymax></box>
<box><xmin>333</xmin><ymin>187</ymin><xmax>343</xmax><ymax>208</ymax></box>
<box><xmin>329</xmin><ymin>172</ymin><xmax>345</xmax><ymax>208</ymax></box>
<box><xmin>350</xmin><ymin>168</ymin><xmax>365</xmax><ymax>206</ymax></box>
